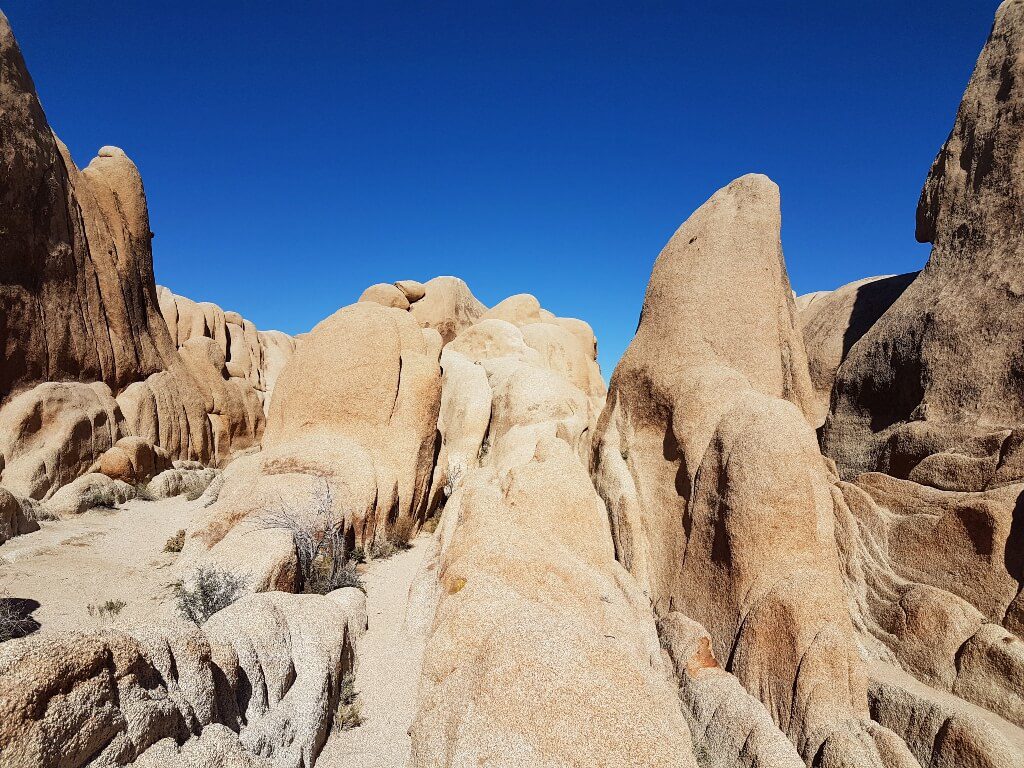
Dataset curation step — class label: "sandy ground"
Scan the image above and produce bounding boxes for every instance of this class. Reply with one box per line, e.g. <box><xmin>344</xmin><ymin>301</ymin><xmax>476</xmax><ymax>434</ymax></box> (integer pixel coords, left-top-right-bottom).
<box><xmin>0</xmin><ymin>495</ymin><xmax>201</xmax><ymax>634</ymax></box>
<box><xmin>318</xmin><ymin>535</ymin><xmax>431</xmax><ymax>768</ymax></box>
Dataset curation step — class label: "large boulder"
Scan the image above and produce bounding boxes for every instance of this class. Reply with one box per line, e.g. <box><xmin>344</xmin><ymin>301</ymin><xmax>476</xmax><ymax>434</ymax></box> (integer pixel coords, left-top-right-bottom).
<box><xmin>0</xmin><ymin>12</ymin><xmax>176</xmax><ymax>403</ymax></box>
<box><xmin>409</xmin><ymin>426</ymin><xmax>694</xmax><ymax>767</ymax></box>
<box><xmin>591</xmin><ymin>175</ymin><xmax>915</xmax><ymax>766</ymax></box>
<box><xmin>0</xmin><ymin>382</ymin><xmax>124</xmax><ymax>499</ymax></box>
<box><xmin>187</xmin><ymin>302</ymin><xmax>442</xmax><ymax>584</ymax></box>
<box><xmin>407</xmin><ymin>276</ymin><xmax>486</xmax><ymax>343</ymax></box>
<box><xmin>823</xmin><ymin>1</ymin><xmax>1024</xmax><ymax>484</ymax></box>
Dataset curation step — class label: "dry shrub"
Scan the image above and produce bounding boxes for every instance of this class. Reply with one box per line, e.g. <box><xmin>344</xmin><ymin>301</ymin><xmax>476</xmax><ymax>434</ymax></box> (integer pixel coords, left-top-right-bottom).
<box><xmin>164</xmin><ymin>529</ymin><xmax>186</xmax><ymax>553</ymax></box>
<box><xmin>256</xmin><ymin>478</ymin><xmax>363</xmax><ymax>594</ymax></box>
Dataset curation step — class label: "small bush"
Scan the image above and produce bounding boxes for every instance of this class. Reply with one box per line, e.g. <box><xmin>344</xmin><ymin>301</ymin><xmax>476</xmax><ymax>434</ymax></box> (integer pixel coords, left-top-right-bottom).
<box><xmin>173</xmin><ymin>567</ymin><xmax>247</xmax><ymax>625</ymax></box>
<box><xmin>420</xmin><ymin>513</ymin><xmax>441</xmax><ymax>535</ymax></box>
<box><xmin>478</xmin><ymin>435</ymin><xmax>491</xmax><ymax>461</ymax></box>
<box><xmin>443</xmin><ymin>461</ymin><xmax>465</xmax><ymax>499</ymax></box>
<box><xmin>349</xmin><ymin>545</ymin><xmax>366</xmax><ymax>564</ymax></box>
<box><xmin>87</xmin><ymin>599</ymin><xmax>127</xmax><ymax>620</ymax></box>
<box><xmin>333</xmin><ymin>672</ymin><xmax>364</xmax><ymax>732</ymax></box>
<box><xmin>255</xmin><ymin>478</ymin><xmax>356</xmax><ymax>595</ymax></box>
<box><xmin>164</xmin><ymin>529</ymin><xmax>186</xmax><ymax>553</ymax></box>
<box><xmin>331</xmin><ymin>560</ymin><xmax>365</xmax><ymax>591</ymax></box>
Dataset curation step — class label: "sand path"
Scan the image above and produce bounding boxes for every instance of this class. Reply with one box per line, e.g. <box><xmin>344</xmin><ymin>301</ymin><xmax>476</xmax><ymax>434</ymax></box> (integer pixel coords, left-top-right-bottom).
<box><xmin>318</xmin><ymin>535</ymin><xmax>431</xmax><ymax>767</ymax></box>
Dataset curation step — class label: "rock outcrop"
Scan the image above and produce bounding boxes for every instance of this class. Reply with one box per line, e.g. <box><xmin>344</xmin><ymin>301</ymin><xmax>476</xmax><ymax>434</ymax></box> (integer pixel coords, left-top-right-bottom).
<box><xmin>592</xmin><ymin>175</ymin><xmax>917</xmax><ymax>766</ymax></box>
<box><xmin>157</xmin><ymin>287</ymin><xmax>298</xmax><ymax>416</ymax></box>
<box><xmin>184</xmin><ymin>302</ymin><xmax>442</xmax><ymax>587</ymax></box>
<box><xmin>823</xmin><ymin>0</ymin><xmax>1024</xmax><ymax>484</ymax></box>
<box><xmin>0</xmin><ymin>589</ymin><xmax>367</xmax><ymax>768</ymax></box>
<box><xmin>798</xmin><ymin>273</ymin><xmax>917</xmax><ymax>427</ymax></box>
<box><xmin>406</xmin><ymin>283</ymin><xmax>684</xmax><ymax>766</ymax></box>
<box><xmin>0</xmin><ymin>13</ymin><xmax>175</xmax><ymax>404</ymax></box>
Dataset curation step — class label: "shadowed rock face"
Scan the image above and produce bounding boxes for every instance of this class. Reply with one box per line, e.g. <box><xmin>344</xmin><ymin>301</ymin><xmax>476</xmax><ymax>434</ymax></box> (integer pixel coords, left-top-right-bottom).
<box><xmin>823</xmin><ymin>0</ymin><xmax>1024</xmax><ymax>485</ymax></box>
<box><xmin>798</xmin><ymin>273</ymin><xmax>918</xmax><ymax>428</ymax></box>
<box><xmin>0</xmin><ymin>12</ymin><xmax>176</xmax><ymax>403</ymax></box>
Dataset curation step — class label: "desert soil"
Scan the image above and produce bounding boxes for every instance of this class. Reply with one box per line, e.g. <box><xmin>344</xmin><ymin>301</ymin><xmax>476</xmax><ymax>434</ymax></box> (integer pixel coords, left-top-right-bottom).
<box><xmin>0</xmin><ymin>496</ymin><xmax>200</xmax><ymax>634</ymax></box>
<box><xmin>318</xmin><ymin>535</ymin><xmax>430</xmax><ymax>767</ymax></box>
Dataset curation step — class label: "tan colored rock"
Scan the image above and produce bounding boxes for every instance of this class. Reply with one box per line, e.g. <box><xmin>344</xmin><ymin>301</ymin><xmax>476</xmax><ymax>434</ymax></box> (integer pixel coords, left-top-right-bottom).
<box><xmin>394</xmin><ymin>279</ymin><xmax>426</xmax><ymax>303</ymax></box>
<box><xmin>96</xmin><ymin>436</ymin><xmax>172</xmax><ymax>484</ymax></box>
<box><xmin>0</xmin><ymin>381</ymin><xmax>124</xmax><ymax>499</ymax></box>
<box><xmin>0</xmin><ymin>12</ymin><xmax>176</xmax><ymax>403</ymax></box>
<box><xmin>156</xmin><ymin>287</ymin><xmax>298</xmax><ymax>418</ymax></box>
<box><xmin>823</xmin><ymin>1</ymin><xmax>1024</xmax><ymax>483</ymax></box>
<box><xmin>0</xmin><ymin>589</ymin><xmax>367</xmax><ymax>768</ymax></box>
<box><xmin>189</xmin><ymin>303</ymin><xmax>441</xmax><ymax>584</ymax></box>
<box><xmin>478</xmin><ymin>292</ymin><xmax>548</xmax><ymax>326</ymax></box>
<box><xmin>424</xmin><ymin>349</ymin><xmax>492</xmax><ymax>513</ymax></box>
<box><xmin>868</xmin><ymin>661</ymin><xmax>1024</xmax><ymax>768</ymax></box>
<box><xmin>408</xmin><ymin>276</ymin><xmax>486</xmax><ymax>343</ymax></box>
<box><xmin>359</xmin><ymin>282</ymin><xmax>411</xmax><ymax>310</ymax></box>
<box><xmin>592</xmin><ymin>175</ymin><xmax>912</xmax><ymax>766</ymax></box>
<box><xmin>142</xmin><ymin>466</ymin><xmax>219</xmax><ymax>501</ymax></box>
<box><xmin>45</xmin><ymin>472</ymin><xmax>136</xmax><ymax>516</ymax></box>
<box><xmin>798</xmin><ymin>273</ymin><xmax>917</xmax><ymax>427</ymax></box>
<box><xmin>0</xmin><ymin>486</ymin><xmax>38</xmax><ymax>544</ymax></box>
<box><xmin>409</xmin><ymin>432</ymin><xmax>696</xmax><ymax>767</ymax></box>
<box><xmin>658</xmin><ymin>612</ymin><xmax>805</xmax><ymax>767</ymax></box>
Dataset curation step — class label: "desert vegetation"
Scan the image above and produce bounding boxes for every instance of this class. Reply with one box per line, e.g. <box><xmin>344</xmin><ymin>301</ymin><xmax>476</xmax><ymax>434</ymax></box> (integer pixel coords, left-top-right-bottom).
<box><xmin>173</xmin><ymin>567</ymin><xmax>247</xmax><ymax>625</ymax></box>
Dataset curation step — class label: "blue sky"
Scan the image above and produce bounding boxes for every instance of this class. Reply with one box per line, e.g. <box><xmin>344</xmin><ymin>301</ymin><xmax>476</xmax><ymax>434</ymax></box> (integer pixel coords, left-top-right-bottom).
<box><xmin>6</xmin><ymin>1</ymin><xmax>996</xmax><ymax>375</ymax></box>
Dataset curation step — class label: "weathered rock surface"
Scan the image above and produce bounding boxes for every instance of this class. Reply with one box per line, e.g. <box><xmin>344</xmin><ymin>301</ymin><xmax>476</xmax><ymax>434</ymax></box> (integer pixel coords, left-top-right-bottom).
<box><xmin>184</xmin><ymin>302</ymin><xmax>442</xmax><ymax>586</ymax></box>
<box><xmin>0</xmin><ymin>589</ymin><xmax>367</xmax><ymax>768</ymax></box>
<box><xmin>592</xmin><ymin>175</ymin><xmax>916</xmax><ymax>766</ymax></box>
<box><xmin>823</xmin><ymin>0</ymin><xmax>1024</xmax><ymax>484</ymax></box>
<box><xmin>409</xmin><ymin>404</ymin><xmax>693</xmax><ymax>767</ymax></box>
<box><xmin>0</xmin><ymin>382</ymin><xmax>124</xmax><ymax>499</ymax></box>
<box><xmin>0</xmin><ymin>486</ymin><xmax>38</xmax><ymax>544</ymax></box>
<box><xmin>798</xmin><ymin>273</ymin><xmax>917</xmax><ymax>427</ymax></box>
<box><xmin>0</xmin><ymin>13</ymin><xmax>176</xmax><ymax>403</ymax></box>
<box><xmin>407</xmin><ymin>276</ymin><xmax>486</xmax><ymax>343</ymax></box>
<box><xmin>157</xmin><ymin>287</ymin><xmax>298</xmax><ymax>416</ymax></box>
<box><xmin>0</xmin><ymin>13</ymin><xmax>295</xmax><ymax>508</ymax></box>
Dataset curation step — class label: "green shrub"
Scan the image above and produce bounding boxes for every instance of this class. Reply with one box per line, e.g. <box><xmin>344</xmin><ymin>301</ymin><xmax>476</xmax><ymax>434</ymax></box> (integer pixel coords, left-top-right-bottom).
<box><xmin>173</xmin><ymin>567</ymin><xmax>247</xmax><ymax>625</ymax></box>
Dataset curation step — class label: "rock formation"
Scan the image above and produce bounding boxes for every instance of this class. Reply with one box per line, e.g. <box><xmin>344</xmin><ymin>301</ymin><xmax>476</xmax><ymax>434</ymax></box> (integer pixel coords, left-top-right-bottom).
<box><xmin>404</xmin><ymin>279</ymin><xmax>678</xmax><ymax>765</ymax></box>
<box><xmin>592</xmin><ymin>174</ymin><xmax>916</xmax><ymax>767</ymax></box>
<box><xmin>157</xmin><ymin>287</ymin><xmax>298</xmax><ymax>416</ymax></box>
<box><xmin>0</xmin><ymin>13</ymin><xmax>175</xmax><ymax>402</ymax></box>
<box><xmin>822</xmin><ymin>0</ymin><xmax>1024</xmax><ymax>484</ymax></box>
<box><xmin>0</xmin><ymin>11</ymin><xmax>295</xmax><ymax>501</ymax></box>
<box><xmin>2</xmin><ymin>3</ymin><xmax>1024</xmax><ymax>768</ymax></box>
<box><xmin>0</xmin><ymin>589</ymin><xmax>367</xmax><ymax>768</ymax></box>
<box><xmin>798</xmin><ymin>273</ymin><xmax>917</xmax><ymax>427</ymax></box>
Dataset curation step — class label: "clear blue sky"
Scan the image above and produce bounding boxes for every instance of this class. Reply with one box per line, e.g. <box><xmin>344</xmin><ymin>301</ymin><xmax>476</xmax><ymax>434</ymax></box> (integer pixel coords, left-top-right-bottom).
<box><xmin>5</xmin><ymin>1</ymin><xmax>996</xmax><ymax>375</ymax></box>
